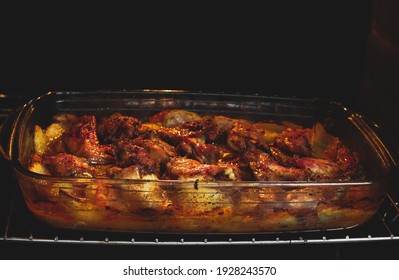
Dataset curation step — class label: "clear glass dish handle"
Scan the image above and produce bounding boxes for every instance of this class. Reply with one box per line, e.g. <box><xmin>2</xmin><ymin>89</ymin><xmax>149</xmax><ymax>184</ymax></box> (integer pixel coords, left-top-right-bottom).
<box><xmin>0</xmin><ymin>107</ymin><xmax>22</xmax><ymax>161</ymax></box>
<box><xmin>357</xmin><ymin>113</ymin><xmax>399</xmax><ymax>200</ymax></box>
<box><xmin>367</xmin><ymin>116</ymin><xmax>398</xmax><ymax>168</ymax></box>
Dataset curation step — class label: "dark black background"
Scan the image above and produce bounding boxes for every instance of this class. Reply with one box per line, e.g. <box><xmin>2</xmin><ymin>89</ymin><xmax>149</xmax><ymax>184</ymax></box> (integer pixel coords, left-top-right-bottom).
<box><xmin>3</xmin><ymin>0</ymin><xmax>372</xmax><ymax>109</ymax></box>
<box><xmin>3</xmin><ymin>0</ymin><xmax>396</xmax><ymax>260</ymax></box>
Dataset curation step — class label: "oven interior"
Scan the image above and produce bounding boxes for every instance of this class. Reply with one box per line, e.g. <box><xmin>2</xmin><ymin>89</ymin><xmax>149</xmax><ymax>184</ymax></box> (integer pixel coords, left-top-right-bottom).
<box><xmin>1</xmin><ymin>95</ymin><xmax>399</xmax><ymax>247</ymax></box>
<box><xmin>2</xmin><ymin>2</ymin><xmax>399</xmax><ymax>259</ymax></box>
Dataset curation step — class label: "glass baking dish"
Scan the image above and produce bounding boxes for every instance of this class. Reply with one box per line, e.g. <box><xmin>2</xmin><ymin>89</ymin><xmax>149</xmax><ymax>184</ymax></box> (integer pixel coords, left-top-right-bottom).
<box><xmin>0</xmin><ymin>90</ymin><xmax>397</xmax><ymax>234</ymax></box>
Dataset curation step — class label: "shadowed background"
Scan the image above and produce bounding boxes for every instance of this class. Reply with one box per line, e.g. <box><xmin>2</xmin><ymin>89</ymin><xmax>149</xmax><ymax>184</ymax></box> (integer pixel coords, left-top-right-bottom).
<box><xmin>3</xmin><ymin>1</ymin><xmax>372</xmax><ymax>109</ymax></box>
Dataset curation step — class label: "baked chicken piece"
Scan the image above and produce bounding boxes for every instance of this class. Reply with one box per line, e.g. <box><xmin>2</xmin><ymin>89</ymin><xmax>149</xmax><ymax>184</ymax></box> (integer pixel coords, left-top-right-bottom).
<box><xmin>62</xmin><ymin>115</ymin><xmax>114</xmax><ymax>165</ymax></box>
<box><xmin>177</xmin><ymin>139</ymin><xmax>234</xmax><ymax>164</ymax></box>
<box><xmin>269</xmin><ymin>126</ymin><xmax>362</xmax><ymax>181</ymax></box>
<box><xmin>273</xmin><ymin>128</ymin><xmax>313</xmax><ymax>156</ymax></box>
<box><xmin>227</xmin><ymin>119</ymin><xmax>269</xmax><ymax>152</ymax></box>
<box><xmin>112</xmin><ymin>140</ymin><xmax>160</xmax><ymax>175</ymax></box>
<box><xmin>243</xmin><ymin>148</ymin><xmax>307</xmax><ymax>181</ymax></box>
<box><xmin>41</xmin><ymin>153</ymin><xmax>97</xmax><ymax>177</ymax></box>
<box><xmin>132</xmin><ymin>136</ymin><xmax>177</xmax><ymax>165</ymax></box>
<box><xmin>166</xmin><ymin>156</ymin><xmax>222</xmax><ymax>181</ymax></box>
<box><xmin>180</xmin><ymin>116</ymin><xmax>234</xmax><ymax>143</ymax></box>
<box><xmin>97</xmin><ymin>113</ymin><xmax>140</xmax><ymax>143</ymax></box>
<box><xmin>166</xmin><ymin>156</ymin><xmax>241</xmax><ymax>181</ymax></box>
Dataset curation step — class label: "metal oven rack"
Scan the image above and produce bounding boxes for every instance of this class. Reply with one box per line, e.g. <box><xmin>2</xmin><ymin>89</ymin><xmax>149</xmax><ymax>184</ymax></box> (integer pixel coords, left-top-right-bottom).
<box><xmin>1</xmin><ymin>94</ymin><xmax>399</xmax><ymax>246</ymax></box>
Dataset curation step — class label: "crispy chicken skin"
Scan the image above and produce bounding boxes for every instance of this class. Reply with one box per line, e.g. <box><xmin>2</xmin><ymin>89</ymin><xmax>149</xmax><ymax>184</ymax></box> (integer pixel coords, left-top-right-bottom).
<box><xmin>166</xmin><ymin>156</ymin><xmax>241</xmax><ymax>181</ymax></box>
<box><xmin>97</xmin><ymin>113</ymin><xmax>141</xmax><ymax>143</ymax></box>
<box><xmin>180</xmin><ymin>116</ymin><xmax>234</xmax><ymax>143</ymax></box>
<box><xmin>177</xmin><ymin>140</ymin><xmax>233</xmax><ymax>164</ymax></box>
<box><xmin>273</xmin><ymin>128</ymin><xmax>312</xmax><ymax>156</ymax></box>
<box><xmin>243</xmin><ymin>148</ymin><xmax>307</xmax><ymax>181</ymax></box>
<box><xmin>166</xmin><ymin>157</ymin><xmax>222</xmax><ymax>181</ymax></box>
<box><xmin>61</xmin><ymin>116</ymin><xmax>113</xmax><ymax>165</ymax></box>
<box><xmin>113</xmin><ymin>140</ymin><xmax>160</xmax><ymax>175</ymax></box>
<box><xmin>31</xmin><ymin>110</ymin><xmax>364</xmax><ymax>182</ymax></box>
<box><xmin>133</xmin><ymin>136</ymin><xmax>176</xmax><ymax>165</ymax></box>
<box><xmin>227</xmin><ymin>120</ymin><xmax>269</xmax><ymax>152</ymax></box>
<box><xmin>42</xmin><ymin>153</ymin><xmax>96</xmax><ymax>177</ymax></box>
